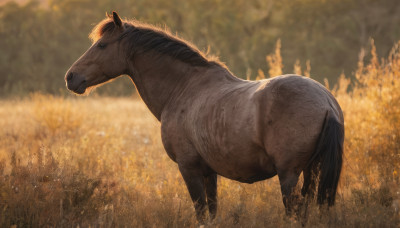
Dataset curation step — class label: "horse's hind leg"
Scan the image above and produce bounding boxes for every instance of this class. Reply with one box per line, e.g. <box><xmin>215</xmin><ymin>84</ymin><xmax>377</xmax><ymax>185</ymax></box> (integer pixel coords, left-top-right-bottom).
<box><xmin>205</xmin><ymin>173</ymin><xmax>217</xmax><ymax>220</ymax></box>
<box><xmin>278</xmin><ymin>170</ymin><xmax>301</xmax><ymax>216</ymax></box>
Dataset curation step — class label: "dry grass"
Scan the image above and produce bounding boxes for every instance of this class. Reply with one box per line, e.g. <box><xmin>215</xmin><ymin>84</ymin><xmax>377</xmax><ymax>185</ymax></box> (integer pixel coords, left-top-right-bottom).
<box><xmin>1</xmin><ymin>41</ymin><xmax>400</xmax><ymax>227</ymax></box>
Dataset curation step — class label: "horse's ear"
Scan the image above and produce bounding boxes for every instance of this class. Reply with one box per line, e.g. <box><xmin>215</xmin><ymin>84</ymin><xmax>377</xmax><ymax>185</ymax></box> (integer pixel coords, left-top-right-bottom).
<box><xmin>106</xmin><ymin>12</ymin><xmax>112</xmax><ymax>18</ymax></box>
<box><xmin>112</xmin><ymin>11</ymin><xmax>122</xmax><ymax>28</ymax></box>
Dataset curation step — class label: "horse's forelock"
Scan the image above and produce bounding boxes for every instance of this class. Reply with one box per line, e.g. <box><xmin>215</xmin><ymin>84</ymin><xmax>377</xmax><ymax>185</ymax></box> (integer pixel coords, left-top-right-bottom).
<box><xmin>89</xmin><ymin>18</ymin><xmax>118</xmax><ymax>43</ymax></box>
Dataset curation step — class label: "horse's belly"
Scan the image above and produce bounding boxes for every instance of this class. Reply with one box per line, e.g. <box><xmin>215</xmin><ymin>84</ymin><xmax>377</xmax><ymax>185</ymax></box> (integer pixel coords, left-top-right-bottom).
<box><xmin>202</xmin><ymin>147</ymin><xmax>277</xmax><ymax>183</ymax></box>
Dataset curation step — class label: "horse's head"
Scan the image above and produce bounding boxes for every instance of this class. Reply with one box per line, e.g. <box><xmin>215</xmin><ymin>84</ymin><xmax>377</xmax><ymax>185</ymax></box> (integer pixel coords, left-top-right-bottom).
<box><xmin>65</xmin><ymin>12</ymin><xmax>127</xmax><ymax>94</ymax></box>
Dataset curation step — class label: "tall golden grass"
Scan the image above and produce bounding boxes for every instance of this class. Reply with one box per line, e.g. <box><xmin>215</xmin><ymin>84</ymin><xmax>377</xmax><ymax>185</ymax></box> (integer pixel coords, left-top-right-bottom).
<box><xmin>0</xmin><ymin>41</ymin><xmax>399</xmax><ymax>227</ymax></box>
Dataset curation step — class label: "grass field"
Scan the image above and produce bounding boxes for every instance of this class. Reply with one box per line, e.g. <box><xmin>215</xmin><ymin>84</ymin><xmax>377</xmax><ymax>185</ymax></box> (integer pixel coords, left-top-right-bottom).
<box><xmin>0</xmin><ymin>42</ymin><xmax>399</xmax><ymax>227</ymax></box>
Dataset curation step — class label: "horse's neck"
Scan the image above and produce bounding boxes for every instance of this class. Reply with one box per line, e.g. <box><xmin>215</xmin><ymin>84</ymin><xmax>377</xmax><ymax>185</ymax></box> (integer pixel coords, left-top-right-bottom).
<box><xmin>127</xmin><ymin>53</ymin><xmax>209</xmax><ymax>120</ymax></box>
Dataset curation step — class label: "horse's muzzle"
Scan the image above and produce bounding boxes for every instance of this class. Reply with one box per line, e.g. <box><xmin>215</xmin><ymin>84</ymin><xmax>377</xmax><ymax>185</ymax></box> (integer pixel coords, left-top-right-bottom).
<box><xmin>65</xmin><ymin>72</ymin><xmax>87</xmax><ymax>94</ymax></box>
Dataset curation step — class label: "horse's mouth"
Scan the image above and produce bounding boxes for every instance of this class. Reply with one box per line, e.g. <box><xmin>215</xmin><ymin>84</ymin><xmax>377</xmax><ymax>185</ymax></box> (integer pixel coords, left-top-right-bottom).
<box><xmin>67</xmin><ymin>80</ymin><xmax>87</xmax><ymax>94</ymax></box>
<box><xmin>74</xmin><ymin>82</ymin><xmax>87</xmax><ymax>94</ymax></box>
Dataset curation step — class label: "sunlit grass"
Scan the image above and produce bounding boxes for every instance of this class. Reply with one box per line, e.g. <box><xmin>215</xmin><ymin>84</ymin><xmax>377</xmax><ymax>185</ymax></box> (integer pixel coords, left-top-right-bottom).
<box><xmin>0</xmin><ymin>41</ymin><xmax>399</xmax><ymax>227</ymax></box>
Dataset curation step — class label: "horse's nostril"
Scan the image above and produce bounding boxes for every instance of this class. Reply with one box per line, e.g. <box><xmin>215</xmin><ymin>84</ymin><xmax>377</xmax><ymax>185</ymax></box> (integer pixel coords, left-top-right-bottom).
<box><xmin>66</xmin><ymin>72</ymin><xmax>74</xmax><ymax>82</ymax></box>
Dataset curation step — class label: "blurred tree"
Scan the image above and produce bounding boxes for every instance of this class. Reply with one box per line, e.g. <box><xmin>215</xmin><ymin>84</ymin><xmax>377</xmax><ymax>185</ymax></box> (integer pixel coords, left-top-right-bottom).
<box><xmin>0</xmin><ymin>0</ymin><xmax>399</xmax><ymax>96</ymax></box>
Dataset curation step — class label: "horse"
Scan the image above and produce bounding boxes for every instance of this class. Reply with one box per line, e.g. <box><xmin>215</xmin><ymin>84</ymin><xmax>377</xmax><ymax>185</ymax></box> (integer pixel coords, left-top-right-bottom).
<box><xmin>65</xmin><ymin>12</ymin><xmax>344</xmax><ymax>222</ymax></box>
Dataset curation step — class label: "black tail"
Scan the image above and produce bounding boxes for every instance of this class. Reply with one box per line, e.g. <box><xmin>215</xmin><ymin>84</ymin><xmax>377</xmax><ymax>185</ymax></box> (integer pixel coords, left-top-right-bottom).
<box><xmin>308</xmin><ymin>112</ymin><xmax>344</xmax><ymax>206</ymax></box>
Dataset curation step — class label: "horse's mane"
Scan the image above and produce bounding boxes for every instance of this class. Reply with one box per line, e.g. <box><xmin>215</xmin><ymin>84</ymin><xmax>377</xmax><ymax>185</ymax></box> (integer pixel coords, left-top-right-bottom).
<box><xmin>89</xmin><ymin>18</ymin><xmax>222</xmax><ymax>67</ymax></box>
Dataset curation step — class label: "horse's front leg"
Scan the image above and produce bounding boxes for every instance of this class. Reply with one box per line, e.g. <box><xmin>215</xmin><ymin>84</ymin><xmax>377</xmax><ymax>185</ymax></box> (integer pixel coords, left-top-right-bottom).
<box><xmin>205</xmin><ymin>173</ymin><xmax>217</xmax><ymax>220</ymax></box>
<box><xmin>178</xmin><ymin>163</ymin><xmax>207</xmax><ymax>223</ymax></box>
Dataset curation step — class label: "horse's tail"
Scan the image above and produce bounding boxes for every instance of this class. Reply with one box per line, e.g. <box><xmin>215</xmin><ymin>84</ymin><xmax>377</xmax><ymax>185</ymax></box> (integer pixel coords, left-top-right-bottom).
<box><xmin>308</xmin><ymin>111</ymin><xmax>344</xmax><ymax>206</ymax></box>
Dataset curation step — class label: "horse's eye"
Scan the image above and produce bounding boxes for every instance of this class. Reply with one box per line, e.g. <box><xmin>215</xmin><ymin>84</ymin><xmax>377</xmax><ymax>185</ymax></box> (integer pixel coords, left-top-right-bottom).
<box><xmin>97</xmin><ymin>42</ymin><xmax>107</xmax><ymax>49</ymax></box>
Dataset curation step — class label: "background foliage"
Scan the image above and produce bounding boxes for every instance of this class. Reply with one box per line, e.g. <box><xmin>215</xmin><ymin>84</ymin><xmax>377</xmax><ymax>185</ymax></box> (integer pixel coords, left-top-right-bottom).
<box><xmin>1</xmin><ymin>0</ymin><xmax>400</xmax><ymax>96</ymax></box>
<box><xmin>0</xmin><ymin>0</ymin><xmax>399</xmax><ymax>226</ymax></box>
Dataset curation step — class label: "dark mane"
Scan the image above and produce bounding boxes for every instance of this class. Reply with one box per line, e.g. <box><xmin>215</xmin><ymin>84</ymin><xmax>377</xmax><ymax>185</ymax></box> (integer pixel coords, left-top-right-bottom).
<box><xmin>90</xmin><ymin>18</ymin><xmax>220</xmax><ymax>67</ymax></box>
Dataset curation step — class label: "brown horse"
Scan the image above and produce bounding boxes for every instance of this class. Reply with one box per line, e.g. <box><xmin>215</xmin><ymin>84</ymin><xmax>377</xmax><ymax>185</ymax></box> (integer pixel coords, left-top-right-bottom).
<box><xmin>65</xmin><ymin>12</ymin><xmax>344</xmax><ymax>222</ymax></box>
